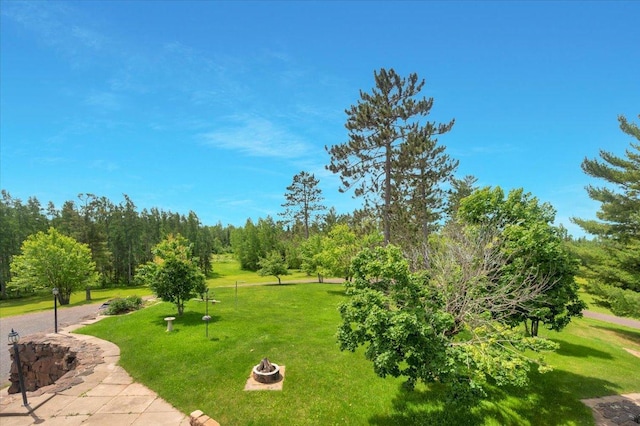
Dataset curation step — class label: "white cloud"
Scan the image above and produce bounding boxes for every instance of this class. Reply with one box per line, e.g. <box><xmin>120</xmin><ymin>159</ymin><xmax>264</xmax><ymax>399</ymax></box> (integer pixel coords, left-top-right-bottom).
<box><xmin>90</xmin><ymin>160</ymin><xmax>119</xmax><ymax>172</ymax></box>
<box><xmin>199</xmin><ymin>115</ymin><xmax>311</xmax><ymax>159</ymax></box>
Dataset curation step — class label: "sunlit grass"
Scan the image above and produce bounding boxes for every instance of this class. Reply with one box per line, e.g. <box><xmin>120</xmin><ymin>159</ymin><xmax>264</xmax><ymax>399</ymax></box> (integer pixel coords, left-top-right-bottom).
<box><xmin>208</xmin><ymin>254</ymin><xmax>314</xmax><ymax>287</ymax></box>
<box><xmin>0</xmin><ymin>255</ymin><xmax>319</xmax><ymax>318</ymax></box>
<box><xmin>0</xmin><ymin>286</ymin><xmax>153</xmax><ymax>318</ymax></box>
<box><xmin>77</xmin><ymin>282</ymin><xmax>640</xmax><ymax>425</ymax></box>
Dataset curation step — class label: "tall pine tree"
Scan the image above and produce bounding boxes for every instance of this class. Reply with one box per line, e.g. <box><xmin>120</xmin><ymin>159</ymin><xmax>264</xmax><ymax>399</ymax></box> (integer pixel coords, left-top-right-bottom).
<box><xmin>279</xmin><ymin>171</ymin><xmax>326</xmax><ymax>239</ymax></box>
<box><xmin>326</xmin><ymin>68</ymin><xmax>456</xmax><ymax>245</ymax></box>
<box><xmin>572</xmin><ymin>114</ymin><xmax>640</xmax><ymax>294</ymax></box>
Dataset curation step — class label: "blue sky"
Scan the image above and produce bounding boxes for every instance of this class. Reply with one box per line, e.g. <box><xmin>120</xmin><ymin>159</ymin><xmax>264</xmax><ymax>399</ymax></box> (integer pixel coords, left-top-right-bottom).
<box><xmin>1</xmin><ymin>1</ymin><xmax>638</xmax><ymax>237</ymax></box>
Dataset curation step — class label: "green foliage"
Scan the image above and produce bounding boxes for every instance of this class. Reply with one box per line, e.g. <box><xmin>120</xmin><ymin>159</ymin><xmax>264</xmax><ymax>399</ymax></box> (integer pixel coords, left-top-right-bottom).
<box><xmin>445</xmin><ymin>175</ymin><xmax>479</xmax><ymax>219</ymax></box>
<box><xmin>231</xmin><ymin>217</ymin><xmax>283</xmax><ymax>271</ymax></box>
<box><xmin>1</xmin><ymin>192</ymin><xmax>226</xmax><ymax>290</ymax></box>
<box><xmin>105</xmin><ymin>295</ymin><xmax>143</xmax><ymax>315</ymax></box>
<box><xmin>257</xmin><ymin>251</ymin><xmax>289</xmax><ymax>284</ymax></box>
<box><xmin>300</xmin><ymin>234</ymin><xmax>324</xmax><ymax>280</ymax></box>
<box><xmin>587</xmin><ymin>281</ymin><xmax>640</xmax><ymax>318</ymax></box>
<box><xmin>458</xmin><ymin>187</ymin><xmax>585</xmax><ymax>335</ymax></box>
<box><xmin>279</xmin><ymin>171</ymin><xmax>326</xmax><ymax>239</ymax></box>
<box><xmin>326</xmin><ymin>68</ymin><xmax>456</xmax><ymax>244</ymax></box>
<box><xmin>0</xmin><ymin>191</ymin><xmax>49</xmax><ymax>297</ymax></box>
<box><xmin>571</xmin><ymin>115</ymin><xmax>640</xmax><ymax>294</ymax></box>
<box><xmin>310</xmin><ymin>224</ymin><xmax>383</xmax><ymax>280</ymax></box>
<box><xmin>9</xmin><ymin>227</ymin><xmax>99</xmax><ymax>305</ymax></box>
<box><xmin>338</xmin><ymin>245</ymin><xmax>560</xmax><ymax>397</ymax></box>
<box><xmin>136</xmin><ymin>234</ymin><xmax>205</xmax><ymax>315</ymax></box>
<box><xmin>76</xmin><ymin>282</ymin><xmax>639</xmax><ymax>425</ymax></box>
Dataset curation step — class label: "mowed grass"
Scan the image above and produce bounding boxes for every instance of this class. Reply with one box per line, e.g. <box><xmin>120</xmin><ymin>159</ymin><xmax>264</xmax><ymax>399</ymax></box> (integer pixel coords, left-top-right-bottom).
<box><xmin>208</xmin><ymin>254</ymin><xmax>315</xmax><ymax>287</ymax></box>
<box><xmin>0</xmin><ymin>256</ymin><xmax>315</xmax><ymax>318</ymax></box>
<box><xmin>0</xmin><ymin>286</ymin><xmax>153</xmax><ymax>318</ymax></box>
<box><xmin>76</xmin><ymin>282</ymin><xmax>640</xmax><ymax>425</ymax></box>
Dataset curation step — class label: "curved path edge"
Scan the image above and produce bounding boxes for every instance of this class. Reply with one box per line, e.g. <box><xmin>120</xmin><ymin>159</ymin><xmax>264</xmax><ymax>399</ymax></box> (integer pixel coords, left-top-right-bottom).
<box><xmin>0</xmin><ymin>317</ymin><xmax>190</xmax><ymax>426</ymax></box>
<box><xmin>582</xmin><ymin>310</ymin><xmax>640</xmax><ymax>330</ymax></box>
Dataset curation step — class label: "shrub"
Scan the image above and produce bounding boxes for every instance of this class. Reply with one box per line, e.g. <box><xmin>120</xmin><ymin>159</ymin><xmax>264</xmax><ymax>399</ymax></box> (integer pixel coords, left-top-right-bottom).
<box><xmin>588</xmin><ymin>282</ymin><xmax>640</xmax><ymax>319</ymax></box>
<box><xmin>105</xmin><ymin>295</ymin><xmax>143</xmax><ymax>315</ymax></box>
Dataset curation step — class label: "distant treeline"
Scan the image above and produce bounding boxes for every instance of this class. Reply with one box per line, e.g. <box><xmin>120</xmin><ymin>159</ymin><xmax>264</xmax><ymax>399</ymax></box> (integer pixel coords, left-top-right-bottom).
<box><xmin>0</xmin><ymin>191</ymin><xmax>234</xmax><ymax>296</ymax></box>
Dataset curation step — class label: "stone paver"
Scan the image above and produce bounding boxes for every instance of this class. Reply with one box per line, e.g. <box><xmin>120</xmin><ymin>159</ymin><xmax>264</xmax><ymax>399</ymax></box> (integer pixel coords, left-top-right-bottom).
<box><xmin>0</xmin><ymin>318</ymin><xmax>189</xmax><ymax>425</ymax></box>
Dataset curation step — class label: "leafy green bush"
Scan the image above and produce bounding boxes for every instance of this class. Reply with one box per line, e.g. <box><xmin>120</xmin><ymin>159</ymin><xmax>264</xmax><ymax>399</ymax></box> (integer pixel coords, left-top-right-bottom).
<box><xmin>105</xmin><ymin>295</ymin><xmax>143</xmax><ymax>315</ymax></box>
<box><xmin>588</xmin><ymin>282</ymin><xmax>640</xmax><ymax>319</ymax></box>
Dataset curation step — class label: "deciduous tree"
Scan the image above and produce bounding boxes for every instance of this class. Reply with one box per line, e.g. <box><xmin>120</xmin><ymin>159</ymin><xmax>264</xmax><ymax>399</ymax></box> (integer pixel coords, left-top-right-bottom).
<box><xmin>9</xmin><ymin>227</ymin><xmax>99</xmax><ymax>304</ymax></box>
<box><xmin>136</xmin><ymin>234</ymin><xmax>205</xmax><ymax>315</ymax></box>
<box><xmin>337</xmin><ymin>242</ymin><xmax>558</xmax><ymax>396</ymax></box>
<box><xmin>258</xmin><ymin>251</ymin><xmax>289</xmax><ymax>284</ymax></box>
<box><xmin>458</xmin><ymin>187</ymin><xmax>584</xmax><ymax>335</ymax></box>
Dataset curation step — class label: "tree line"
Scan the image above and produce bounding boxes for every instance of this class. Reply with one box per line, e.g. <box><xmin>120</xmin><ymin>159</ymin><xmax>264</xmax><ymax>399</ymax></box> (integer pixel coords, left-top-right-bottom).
<box><xmin>0</xmin><ymin>191</ymin><xmax>232</xmax><ymax>296</ymax></box>
<box><xmin>1</xmin><ymin>67</ymin><xmax>636</xmax><ymax>398</ymax></box>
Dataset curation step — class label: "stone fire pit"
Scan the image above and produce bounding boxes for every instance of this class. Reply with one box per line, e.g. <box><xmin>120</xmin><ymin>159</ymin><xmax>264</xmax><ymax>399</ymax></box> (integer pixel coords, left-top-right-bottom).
<box><xmin>7</xmin><ymin>333</ymin><xmax>104</xmax><ymax>396</ymax></box>
<box><xmin>252</xmin><ymin>358</ymin><xmax>281</xmax><ymax>384</ymax></box>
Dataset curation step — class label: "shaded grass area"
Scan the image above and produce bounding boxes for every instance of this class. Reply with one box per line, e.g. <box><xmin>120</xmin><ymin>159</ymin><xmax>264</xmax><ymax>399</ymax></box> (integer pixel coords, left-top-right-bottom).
<box><xmin>0</xmin><ymin>286</ymin><xmax>152</xmax><ymax>318</ymax></box>
<box><xmin>77</xmin><ymin>283</ymin><xmax>640</xmax><ymax>425</ymax></box>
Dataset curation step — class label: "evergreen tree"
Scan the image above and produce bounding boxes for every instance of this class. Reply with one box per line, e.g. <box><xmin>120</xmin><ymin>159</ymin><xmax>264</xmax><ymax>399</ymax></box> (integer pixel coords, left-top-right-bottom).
<box><xmin>571</xmin><ymin>114</ymin><xmax>640</xmax><ymax>310</ymax></box>
<box><xmin>326</xmin><ymin>68</ymin><xmax>455</xmax><ymax>245</ymax></box>
<box><xmin>280</xmin><ymin>171</ymin><xmax>326</xmax><ymax>239</ymax></box>
<box><xmin>446</xmin><ymin>175</ymin><xmax>479</xmax><ymax>219</ymax></box>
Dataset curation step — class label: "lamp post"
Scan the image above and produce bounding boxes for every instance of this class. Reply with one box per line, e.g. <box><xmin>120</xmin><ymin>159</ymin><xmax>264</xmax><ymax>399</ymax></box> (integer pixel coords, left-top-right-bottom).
<box><xmin>8</xmin><ymin>329</ymin><xmax>28</xmax><ymax>406</ymax></box>
<box><xmin>202</xmin><ymin>288</ymin><xmax>211</xmax><ymax>338</ymax></box>
<box><xmin>52</xmin><ymin>287</ymin><xmax>59</xmax><ymax>333</ymax></box>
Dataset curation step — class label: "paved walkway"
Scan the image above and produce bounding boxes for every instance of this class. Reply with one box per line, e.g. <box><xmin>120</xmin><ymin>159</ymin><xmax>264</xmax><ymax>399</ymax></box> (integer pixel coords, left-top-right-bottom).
<box><xmin>0</xmin><ymin>318</ymin><xmax>189</xmax><ymax>425</ymax></box>
<box><xmin>0</xmin><ymin>302</ymin><xmax>109</xmax><ymax>388</ymax></box>
<box><xmin>583</xmin><ymin>310</ymin><xmax>640</xmax><ymax>330</ymax></box>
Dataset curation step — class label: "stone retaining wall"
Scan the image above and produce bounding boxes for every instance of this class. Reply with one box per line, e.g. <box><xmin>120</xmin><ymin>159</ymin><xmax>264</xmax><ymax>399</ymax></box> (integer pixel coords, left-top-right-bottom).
<box><xmin>8</xmin><ymin>332</ymin><xmax>104</xmax><ymax>396</ymax></box>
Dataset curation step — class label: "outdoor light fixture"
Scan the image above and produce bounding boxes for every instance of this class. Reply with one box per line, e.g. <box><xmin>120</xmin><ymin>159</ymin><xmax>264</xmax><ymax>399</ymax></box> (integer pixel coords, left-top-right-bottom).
<box><xmin>8</xmin><ymin>329</ymin><xmax>29</xmax><ymax>406</ymax></box>
<box><xmin>52</xmin><ymin>287</ymin><xmax>59</xmax><ymax>333</ymax></box>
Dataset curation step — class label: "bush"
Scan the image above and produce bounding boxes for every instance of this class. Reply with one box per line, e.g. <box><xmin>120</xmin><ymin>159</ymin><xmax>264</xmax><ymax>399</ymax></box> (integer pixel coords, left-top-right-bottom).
<box><xmin>588</xmin><ymin>282</ymin><xmax>640</xmax><ymax>319</ymax></box>
<box><xmin>105</xmin><ymin>295</ymin><xmax>143</xmax><ymax>315</ymax></box>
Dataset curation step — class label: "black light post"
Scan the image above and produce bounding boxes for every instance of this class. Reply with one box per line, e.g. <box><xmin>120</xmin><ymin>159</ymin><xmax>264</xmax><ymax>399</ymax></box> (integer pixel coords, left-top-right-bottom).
<box><xmin>52</xmin><ymin>288</ymin><xmax>59</xmax><ymax>333</ymax></box>
<box><xmin>8</xmin><ymin>329</ymin><xmax>28</xmax><ymax>406</ymax></box>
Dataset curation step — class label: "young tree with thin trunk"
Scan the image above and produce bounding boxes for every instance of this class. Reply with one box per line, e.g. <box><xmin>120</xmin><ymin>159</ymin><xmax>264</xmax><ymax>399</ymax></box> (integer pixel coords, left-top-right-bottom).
<box><xmin>136</xmin><ymin>234</ymin><xmax>205</xmax><ymax>316</ymax></box>
<box><xmin>326</xmin><ymin>68</ymin><xmax>455</xmax><ymax>245</ymax></box>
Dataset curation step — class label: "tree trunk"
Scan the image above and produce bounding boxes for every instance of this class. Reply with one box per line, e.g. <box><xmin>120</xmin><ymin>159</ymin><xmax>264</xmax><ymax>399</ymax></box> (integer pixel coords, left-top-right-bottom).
<box><xmin>531</xmin><ymin>319</ymin><xmax>539</xmax><ymax>337</ymax></box>
<box><xmin>383</xmin><ymin>141</ymin><xmax>392</xmax><ymax>245</ymax></box>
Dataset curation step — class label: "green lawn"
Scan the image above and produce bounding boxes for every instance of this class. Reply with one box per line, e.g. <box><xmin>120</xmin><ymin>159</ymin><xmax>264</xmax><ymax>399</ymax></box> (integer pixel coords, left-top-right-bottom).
<box><xmin>76</xmin><ymin>283</ymin><xmax>640</xmax><ymax>425</ymax></box>
<box><xmin>208</xmin><ymin>254</ymin><xmax>316</xmax><ymax>287</ymax></box>
<box><xmin>0</xmin><ymin>256</ymin><xmax>316</xmax><ymax>318</ymax></box>
<box><xmin>0</xmin><ymin>286</ymin><xmax>153</xmax><ymax>318</ymax></box>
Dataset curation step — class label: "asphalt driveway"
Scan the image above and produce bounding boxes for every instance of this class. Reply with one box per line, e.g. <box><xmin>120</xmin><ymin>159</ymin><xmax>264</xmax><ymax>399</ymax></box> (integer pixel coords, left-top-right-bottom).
<box><xmin>0</xmin><ymin>302</ymin><xmax>105</xmax><ymax>387</ymax></box>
